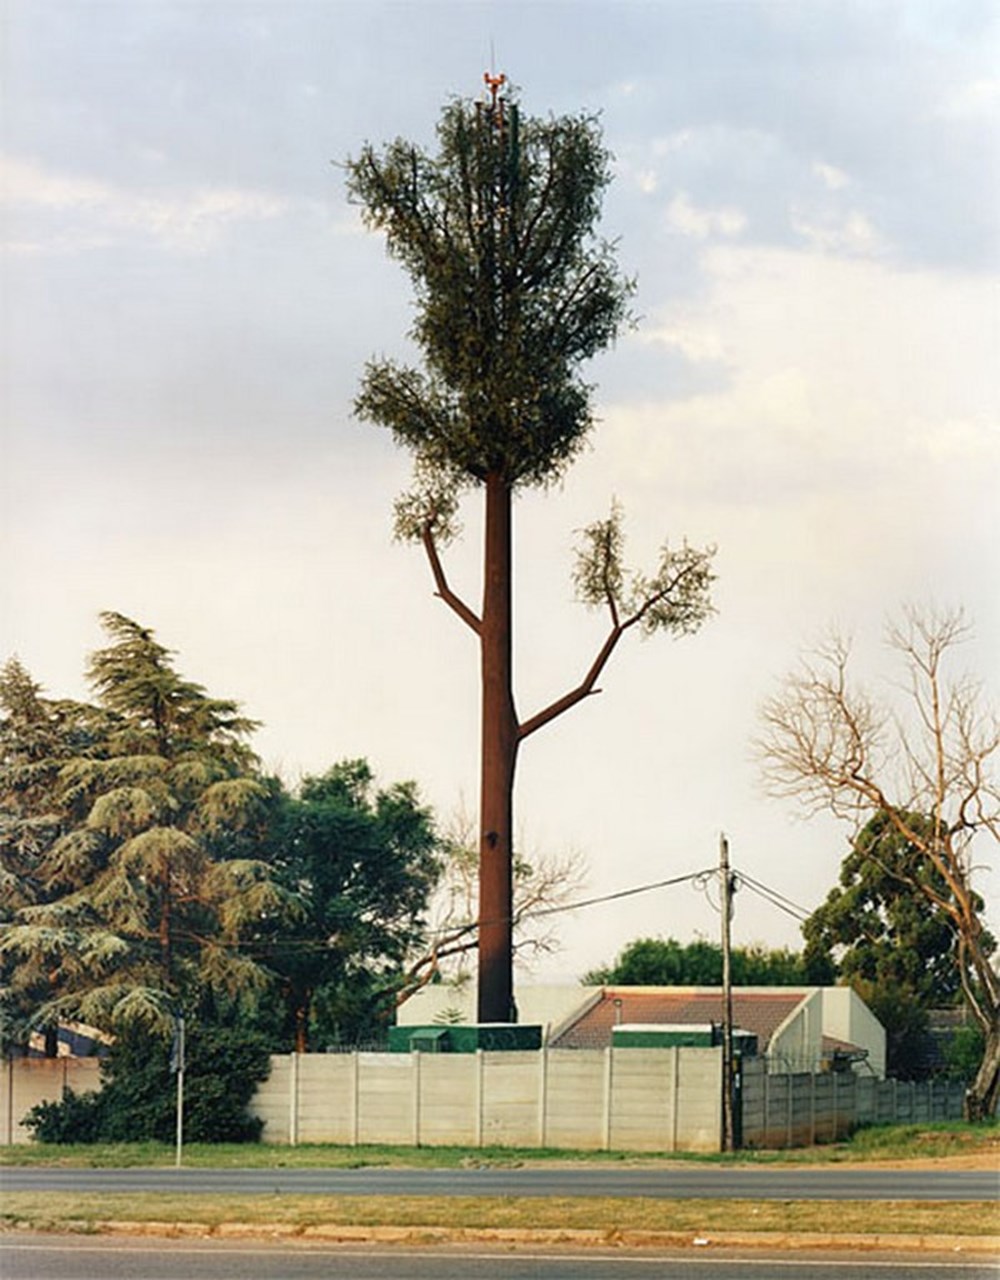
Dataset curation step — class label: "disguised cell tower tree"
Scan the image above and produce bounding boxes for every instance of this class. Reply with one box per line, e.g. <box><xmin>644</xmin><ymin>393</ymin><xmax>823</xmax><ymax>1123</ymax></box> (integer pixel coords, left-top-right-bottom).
<box><xmin>347</xmin><ymin>78</ymin><xmax>715</xmax><ymax>1023</ymax></box>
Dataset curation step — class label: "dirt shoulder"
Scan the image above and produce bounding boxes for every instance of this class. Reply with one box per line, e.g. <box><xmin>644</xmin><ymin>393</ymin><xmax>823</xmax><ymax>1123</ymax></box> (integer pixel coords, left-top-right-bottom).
<box><xmin>518</xmin><ymin>1151</ymin><xmax>998</xmax><ymax>1172</ymax></box>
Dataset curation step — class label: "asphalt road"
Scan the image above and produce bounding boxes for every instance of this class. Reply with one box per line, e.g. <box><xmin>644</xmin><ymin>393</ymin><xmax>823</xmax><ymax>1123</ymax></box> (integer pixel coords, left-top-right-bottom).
<box><xmin>1</xmin><ymin>1236</ymin><xmax>996</xmax><ymax>1280</ymax></box>
<box><xmin>2</xmin><ymin>1165</ymin><xmax>997</xmax><ymax>1200</ymax></box>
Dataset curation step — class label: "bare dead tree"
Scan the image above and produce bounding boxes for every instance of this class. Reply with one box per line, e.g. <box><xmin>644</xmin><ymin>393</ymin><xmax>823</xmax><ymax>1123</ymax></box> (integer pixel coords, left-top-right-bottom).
<box><xmin>757</xmin><ymin>606</ymin><xmax>999</xmax><ymax>1119</ymax></box>
<box><xmin>395</xmin><ymin>806</ymin><xmax>588</xmax><ymax>1010</ymax></box>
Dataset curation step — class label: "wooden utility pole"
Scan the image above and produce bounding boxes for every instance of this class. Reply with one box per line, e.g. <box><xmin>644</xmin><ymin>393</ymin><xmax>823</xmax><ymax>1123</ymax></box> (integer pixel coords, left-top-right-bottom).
<box><xmin>719</xmin><ymin>832</ymin><xmax>735</xmax><ymax>1152</ymax></box>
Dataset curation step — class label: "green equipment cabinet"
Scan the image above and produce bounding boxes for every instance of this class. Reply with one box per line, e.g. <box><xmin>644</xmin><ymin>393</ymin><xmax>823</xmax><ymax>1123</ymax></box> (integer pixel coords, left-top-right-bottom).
<box><xmin>612</xmin><ymin>1023</ymin><xmax>716</xmax><ymax>1049</ymax></box>
<box><xmin>388</xmin><ymin>1024</ymin><xmax>543</xmax><ymax>1053</ymax></box>
<box><xmin>611</xmin><ymin>1024</ymin><xmax>758</xmax><ymax>1056</ymax></box>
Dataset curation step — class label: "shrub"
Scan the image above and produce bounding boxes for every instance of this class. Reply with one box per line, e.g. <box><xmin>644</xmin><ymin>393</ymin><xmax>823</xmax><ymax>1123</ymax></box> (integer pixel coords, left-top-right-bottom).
<box><xmin>24</xmin><ymin>1018</ymin><xmax>272</xmax><ymax>1144</ymax></box>
<box><xmin>26</xmin><ymin>1088</ymin><xmax>104</xmax><ymax>1144</ymax></box>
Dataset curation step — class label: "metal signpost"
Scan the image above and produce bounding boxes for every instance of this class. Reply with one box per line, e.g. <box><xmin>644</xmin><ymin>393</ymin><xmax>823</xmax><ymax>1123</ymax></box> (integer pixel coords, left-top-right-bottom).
<box><xmin>170</xmin><ymin>1012</ymin><xmax>185</xmax><ymax>1169</ymax></box>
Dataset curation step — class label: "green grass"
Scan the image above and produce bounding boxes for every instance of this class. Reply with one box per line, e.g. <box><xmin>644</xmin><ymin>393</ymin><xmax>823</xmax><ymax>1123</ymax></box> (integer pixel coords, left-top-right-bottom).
<box><xmin>1</xmin><ymin>1192</ymin><xmax>996</xmax><ymax>1241</ymax></box>
<box><xmin>3</xmin><ymin>1125</ymin><xmax>995</xmax><ymax>1245</ymax></box>
<box><xmin>0</xmin><ymin>1120</ymin><xmax>996</xmax><ymax>1168</ymax></box>
<box><xmin>837</xmin><ymin>1119</ymin><xmax>999</xmax><ymax>1161</ymax></box>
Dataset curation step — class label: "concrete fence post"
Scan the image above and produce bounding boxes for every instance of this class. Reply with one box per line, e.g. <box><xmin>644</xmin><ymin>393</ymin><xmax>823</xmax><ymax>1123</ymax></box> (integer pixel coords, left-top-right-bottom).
<box><xmin>824</xmin><ymin>1070</ymin><xmax>834</xmax><ymax>1141</ymax></box>
<box><xmin>351</xmin><ymin>1051</ymin><xmax>360</xmax><ymax>1146</ymax></box>
<box><xmin>412</xmin><ymin>1051</ymin><xmax>421</xmax><ymax>1148</ymax></box>
<box><xmin>537</xmin><ymin>1046</ymin><xmax>548</xmax><ymax>1149</ymax></box>
<box><xmin>763</xmin><ymin>1066</ymin><xmax>770</xmax><ymax>1146</ymax></box>
<box><xmin>670</xmin><ymin>1046</ymin><xmax>680</xmax><ymax>1153</ymax></box>
<box><xmin>475</xmin><ymin>1050</ymin><xmax>484</xmax><ymax>1148</ymax></box>
<box><xmin>3</xmin><ymin>1058</ymin><xmax>11</xmax><ymax>1146</ymax></box>
<box><xmin>786</xmin><ymin>1073</ymin><xmax>793</xmax><ymax>1148</ymax></box>
<box><xmin>289</xmin><ymin>1053</ymin><xmax>299</xmax><ymax>1147</ymax></box>
<box><xmin>602</xmin><ymin>1048</ymin><xmax>613</xmax><ymax>1151</ymax></box>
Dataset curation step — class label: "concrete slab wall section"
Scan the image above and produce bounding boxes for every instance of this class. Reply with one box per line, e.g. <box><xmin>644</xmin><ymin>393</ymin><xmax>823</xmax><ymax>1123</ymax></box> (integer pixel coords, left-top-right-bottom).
<box><xmin>1</xmin><ymin>1057</ymin><xmax>102</xmax><ymax>1145</ymax></box>
<box><xmin>250</xmin><ymin>1046</ymin><xmax>724</xmax><ymax>1153</ymax></box>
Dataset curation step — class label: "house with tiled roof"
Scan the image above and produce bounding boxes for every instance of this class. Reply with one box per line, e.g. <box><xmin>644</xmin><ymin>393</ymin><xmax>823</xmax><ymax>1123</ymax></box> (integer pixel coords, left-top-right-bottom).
<box><xmin>547</xmin><ymin>986</ymin><xmax>885</xmax><ymax>1076</ymax></box>
<box><xmin>399</xmin><ymin>983</ymin><xmax>886</xmax><ymax>1077</ymax></box>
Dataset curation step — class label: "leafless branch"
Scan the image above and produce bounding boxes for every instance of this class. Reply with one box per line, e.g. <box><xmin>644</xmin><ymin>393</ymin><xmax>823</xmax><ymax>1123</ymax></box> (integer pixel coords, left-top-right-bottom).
<box><xmin>757</xmin><ymin>606</ymin><xmax>1000</xmax><ymax>1116</ymax></box>
<box><xmin>421</xmin><ymin>523</ymin><xmax>481</xmax><ymax>634</ymax></box>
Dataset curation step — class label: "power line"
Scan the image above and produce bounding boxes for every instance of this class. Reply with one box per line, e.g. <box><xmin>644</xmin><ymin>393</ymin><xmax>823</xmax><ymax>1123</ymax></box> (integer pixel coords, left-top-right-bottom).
<box><xmin>230</xmin><ymin>866</ymin><xmax>717</xmax><ymax>955</ymax></box>
<box><xmin>733</xmin><ymin>869</ymin><xmax>812</xmax><ymax>923</ymax></box>
<box><xmin>520</xmin><ymin>867</ymin><xmax>716</xmax><ymax>922</ymax></box>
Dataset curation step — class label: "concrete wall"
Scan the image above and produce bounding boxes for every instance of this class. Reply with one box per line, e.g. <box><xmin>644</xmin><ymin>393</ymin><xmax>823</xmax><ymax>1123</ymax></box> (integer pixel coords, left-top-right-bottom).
<box><xmin>1</xmin><ymin>1048</ymin><xmax>958</xmax><ymax>1151</ymax></box>
<box><xmin>741</xmin><ymin>1061</ymin><xmax>963</xmax><ymax>1147</ymax></box>
<box><xmin>1</xmin><ymin>1057</ymin><xmax>102</xmax><ymax>1145</ymax></box>
<box><xmin>250</xmin><ymin>1046</ymin><xmax>723</xmax><ymax>1153</ymax></box>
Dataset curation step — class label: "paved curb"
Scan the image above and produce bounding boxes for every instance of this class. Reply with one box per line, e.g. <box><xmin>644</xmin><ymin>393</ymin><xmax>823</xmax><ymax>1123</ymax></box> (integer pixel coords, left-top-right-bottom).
<box><xmin>10</xmin><ymin>1220</ymin><xmax>998</xmax><ymax>1255</ymax></box>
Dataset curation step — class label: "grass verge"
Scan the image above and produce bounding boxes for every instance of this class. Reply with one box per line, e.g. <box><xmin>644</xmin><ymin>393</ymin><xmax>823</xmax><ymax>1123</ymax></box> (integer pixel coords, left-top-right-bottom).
<box><xmin>0</xmin><ymin>1121</ymin><xmax>996</xmax><ymax>1168</ymax></box>
<box><xmin>1</xmin><ymin>1193</ymin><xmax>996</xmax><ymax>1239</ymax></box>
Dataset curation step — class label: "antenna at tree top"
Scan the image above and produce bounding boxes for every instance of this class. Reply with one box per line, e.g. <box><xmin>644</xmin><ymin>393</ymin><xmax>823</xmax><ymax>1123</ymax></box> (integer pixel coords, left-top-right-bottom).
<box><xmin>484</xmin><ymin>71</ymin><xmax>506</xmax><ymax>109</ymax></box>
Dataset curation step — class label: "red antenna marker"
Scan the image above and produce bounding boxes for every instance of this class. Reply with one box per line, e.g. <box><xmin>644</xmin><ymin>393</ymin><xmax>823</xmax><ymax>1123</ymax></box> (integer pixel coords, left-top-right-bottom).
<box><xmin>484</xmin><ymin>71</ymin><xmax>506</xmax><ymax>110</ymax></box>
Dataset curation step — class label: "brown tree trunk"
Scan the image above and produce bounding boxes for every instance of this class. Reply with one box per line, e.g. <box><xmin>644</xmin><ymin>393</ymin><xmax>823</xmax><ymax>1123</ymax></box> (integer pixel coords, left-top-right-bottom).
<box><xmin>964</xmin><ymin>1019</ymin><xmax>1000</xmax><ymax>1121</ymax></box>
<box><xmin>477</xmin><ymin>471</ymin><xmax>518</xmax><ymax>1024</ymax></box>
<box><xmin>159</xmin><ymin>867</ymin><xmax>172</xmax><ymax>987</ymax></box>
<box><xmin>294</xmin><ymin>998</ymin><xmax>310</xmax><ymax>1055</ymax></box>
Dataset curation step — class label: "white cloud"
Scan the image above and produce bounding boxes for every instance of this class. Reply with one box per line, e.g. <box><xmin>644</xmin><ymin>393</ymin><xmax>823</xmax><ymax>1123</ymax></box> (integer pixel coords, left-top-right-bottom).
<box><xmin>665</xmin><ymin>191</ymin><xmax>746</xmax><ymax>240</ymax></box>
<box><xmin>639</xmin><ymin>320</ymin><xmax>725</xmax><ymax>365</ymax></box>
<box><xmin>935</xmin><ymin>77</ymin><xmax>1000</xmax><ymax>120</ymax></box>
<box><xmin>789</xmin><ymin>207</ymin><xmax>883</xmax><ymax>257</ymax></box>
<box><xmin>812</xmin><ymin>161</ymin><xmax>850</xmax><ymax>191</ymax></box>
<box><xmin>0</xmin><ymin>153</ymin><xmax>291</xmax><ymax>253</ymax></box>
<box><xmin>650</xmin><ymin>129</ymin><xmax>695</xmax><ymax>157</ymax></box>
<box><xmin>610</xmin><ymin>244</ymin><xmax>1000</xmax><ymax>509</ymax></box>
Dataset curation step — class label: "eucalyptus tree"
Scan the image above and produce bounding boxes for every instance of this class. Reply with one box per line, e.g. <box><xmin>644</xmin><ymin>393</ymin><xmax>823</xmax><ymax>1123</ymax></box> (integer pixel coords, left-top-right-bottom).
<box><xmin>0</xmin><ymin>613</ymin><xmax>295</xmax><ymax>1034</ymax></box>
<box><xmin>802</xmin><ymin>812</ymin><xmax>989</xmax><ymax>1079</ymax></box>
<box><xmin>347</xmin><ymin>79</ymin><xmax>715</xmax><ymax>1022</ymax></box>
<box><xmin>758</xmin><ymin>607</ymin><xmax>1000</xmax><ymax>1119</ymax></box>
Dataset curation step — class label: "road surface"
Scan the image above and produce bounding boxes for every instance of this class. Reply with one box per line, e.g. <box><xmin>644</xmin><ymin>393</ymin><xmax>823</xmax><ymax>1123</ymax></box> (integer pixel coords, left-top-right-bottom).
<box><xmin>0</xmin><ymin>1236</ymin><xmax>996</xmax><ymax>1280</ymax></box>
<box><xmin>2</xmin><ymin>1165</ymin><xmax>996</xmax><ymax>1200</ymax></box>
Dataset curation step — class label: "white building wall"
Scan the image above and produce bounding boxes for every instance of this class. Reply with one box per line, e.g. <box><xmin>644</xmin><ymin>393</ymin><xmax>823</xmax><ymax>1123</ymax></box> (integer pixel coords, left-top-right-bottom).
<box><xmin>821</xmin><ymin>986</ymin><xmax>886</xmax><ymax>1078</ymax></box>
<box><xmin>398</xmin><ymin>983</ymin><xmax>599</xmax><ymax>1041</ymax></box>
<box><xmin>766</xmin><ymin>988</ymin><xmax>823</xmax><ymax>1071</ymax></box>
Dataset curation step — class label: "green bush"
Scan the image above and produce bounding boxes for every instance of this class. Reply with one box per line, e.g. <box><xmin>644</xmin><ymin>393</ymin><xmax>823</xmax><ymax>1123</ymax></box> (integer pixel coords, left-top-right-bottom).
<box><xmin>25</xmin><ymin>1019</ymin><xmax>272</xmax><ymax>1144</ymax></box>
<box><xmin>26</xmin><ymin>1087</ymin><xmax>105</xmax><ymax>1144</ymax></box>
<box><xmin>943</xmin><ymin>1025</ymin><xmax>985</xmax><ymax>1084</ymax></box>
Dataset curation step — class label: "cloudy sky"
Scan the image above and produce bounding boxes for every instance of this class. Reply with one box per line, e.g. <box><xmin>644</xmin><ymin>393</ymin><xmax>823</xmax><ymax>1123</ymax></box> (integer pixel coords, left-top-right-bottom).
<box><xmin>3</xmin><ymin>0</ymin><xmax>998</xmax><ymax>982</ymax></box>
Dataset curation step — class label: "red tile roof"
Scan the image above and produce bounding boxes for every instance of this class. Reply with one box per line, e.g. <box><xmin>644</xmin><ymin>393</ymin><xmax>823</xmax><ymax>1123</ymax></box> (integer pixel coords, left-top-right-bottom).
<box><xmin>550</xmin><ymin>987</ymin><xmax>809</xmax><ymax>1050</ymax></box>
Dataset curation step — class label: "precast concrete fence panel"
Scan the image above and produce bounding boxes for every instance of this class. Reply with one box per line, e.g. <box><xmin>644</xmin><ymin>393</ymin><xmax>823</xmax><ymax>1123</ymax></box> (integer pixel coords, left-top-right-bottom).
<box><xmin>250</xmin><ymin>1046</ymin><xmax>724</xmax><ymax>1153</ymax></box>
<box><xmin>1</xmin><ymin>1057</ymin><xmax>102</xmax><ymax>1145</ymax></box>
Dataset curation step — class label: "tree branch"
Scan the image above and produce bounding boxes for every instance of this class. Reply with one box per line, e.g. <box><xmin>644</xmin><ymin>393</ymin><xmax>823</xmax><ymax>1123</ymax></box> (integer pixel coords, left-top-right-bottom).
<box><xmin>519</xmin><ymin>622</ymin><xmax>625</xmax><ymax>742</ymax></box>
<box><xmin>421</xmin><ymin>524</ymin><xmax>481</xmax><ymax>634</ymax></box>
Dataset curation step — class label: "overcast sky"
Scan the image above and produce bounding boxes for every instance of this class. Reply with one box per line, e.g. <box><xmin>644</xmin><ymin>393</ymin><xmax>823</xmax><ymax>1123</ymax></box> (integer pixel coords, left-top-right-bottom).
<box><xmin>3</xmin><ymin>0</ymin><xmax>998</xmax><ymax>983</ymax></box>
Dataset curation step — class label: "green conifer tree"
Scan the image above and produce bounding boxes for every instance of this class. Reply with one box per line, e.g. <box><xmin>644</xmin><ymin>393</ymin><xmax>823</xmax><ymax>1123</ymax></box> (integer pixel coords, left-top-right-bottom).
<box><xmin>0</xmin><ymin>614</ymin><xmax>294</xmax><ymax>1034</ymax></box>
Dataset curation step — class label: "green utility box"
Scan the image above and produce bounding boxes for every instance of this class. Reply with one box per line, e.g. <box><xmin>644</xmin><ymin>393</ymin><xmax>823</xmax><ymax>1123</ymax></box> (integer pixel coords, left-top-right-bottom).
<box><xmin>731</xmin><ymin>1029</ymin><xmax>759</xmax><ymax>1058</ymax></box>
<box><xmin>611</xmin><ymin>1024</ymin><xmax>758</xmax><ymax>1056</ymax></box>
<box><xmin>388</xmin><ymin>1024</ymin><xmax>543</xmax><ymax>1053</ymax></box>
<box><xmin>612</xmin><ymin>1023</ymin><xmax>716</xmax><ymax>1049</ymax></box>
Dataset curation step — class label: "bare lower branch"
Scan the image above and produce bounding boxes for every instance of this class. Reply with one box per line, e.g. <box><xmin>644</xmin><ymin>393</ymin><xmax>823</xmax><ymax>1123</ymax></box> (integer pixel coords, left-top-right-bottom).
<box><xmin>518</xmin><ymin>625</ymin><xmax>622</xmax><ymax>741</ymax></box>
<box><xmin>394</xmin><ymin>924</ymin><xmax>479</xmax><ymax>1007</ymax></box>
<box><xmin>421</xmin><ymin>524</ymin><xmax>481</xmax><ymax>634</ymax></box>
